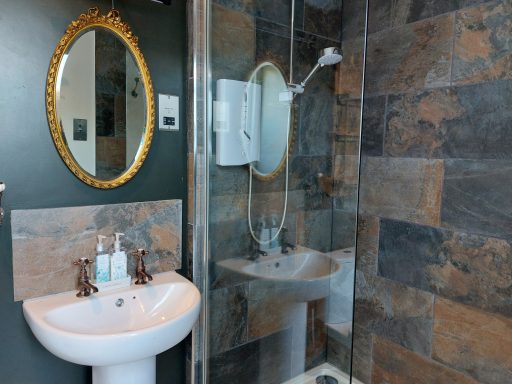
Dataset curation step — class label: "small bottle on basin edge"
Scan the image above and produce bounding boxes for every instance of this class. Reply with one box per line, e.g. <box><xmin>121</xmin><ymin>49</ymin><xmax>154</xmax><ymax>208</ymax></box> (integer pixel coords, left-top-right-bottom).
<box><xmin>111</xmin><ymin>232</ymin><xmax>128</xmax><ymax>280</ymax></box>
<box><xmin>95</xmin><ymin>235</ymin><xmax>110</xmax><ymax>283</ymax></box>
<box><xmin>270</xmin><ymin>214</ymin><xmax>279</xmax><ymax>250</ymax></box>
<box><xmin>259</xmin><ymin>216</ymin><xmax>271</xmax><ymax>251</ymax></box>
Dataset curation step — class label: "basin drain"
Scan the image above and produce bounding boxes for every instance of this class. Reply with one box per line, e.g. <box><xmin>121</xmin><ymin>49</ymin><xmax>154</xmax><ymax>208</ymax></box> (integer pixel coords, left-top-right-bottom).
<box><xmin>115</xmin><ymin>298</ymin><xmax>124</xmax><ymax>307</ymax></box>
<box><xmin>316</xmin><ymin>375</ymin><xmax>338</xmax><ymax>384</ymax></box>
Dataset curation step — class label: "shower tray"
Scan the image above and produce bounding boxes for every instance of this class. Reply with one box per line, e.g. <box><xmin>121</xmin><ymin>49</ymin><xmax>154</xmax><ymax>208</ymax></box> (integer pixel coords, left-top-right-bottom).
<box><xmin>282</xmin><ymin>363</ymin><xmax>364</xmax><ymax>384</ymax></box>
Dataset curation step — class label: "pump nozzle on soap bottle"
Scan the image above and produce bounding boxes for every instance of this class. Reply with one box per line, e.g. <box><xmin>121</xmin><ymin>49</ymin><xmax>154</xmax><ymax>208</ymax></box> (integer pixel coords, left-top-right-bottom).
<box><xmin>113</xmin><ymin>232</ymin><xmax>125</xmax><ymax>252</ymax></box>
<box><xmin>96</xmin><ymin>235</ymin><xmax>107</xmax><ymax>252</ymax></box>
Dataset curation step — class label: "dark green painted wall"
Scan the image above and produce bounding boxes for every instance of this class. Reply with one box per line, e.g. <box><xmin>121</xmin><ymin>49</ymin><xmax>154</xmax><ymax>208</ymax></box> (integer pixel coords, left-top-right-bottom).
<box><xmin>0</xmin><ymin>0</ymin><xmax>187</xmax><ymax>382</ymax></box>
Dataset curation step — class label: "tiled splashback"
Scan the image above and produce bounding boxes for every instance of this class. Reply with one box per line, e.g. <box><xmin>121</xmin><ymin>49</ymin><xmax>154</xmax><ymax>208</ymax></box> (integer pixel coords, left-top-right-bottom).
<box><xmin>12</xmin><ymin>200</ymin><xmax>182</xmax><ymax>301</ymax></box>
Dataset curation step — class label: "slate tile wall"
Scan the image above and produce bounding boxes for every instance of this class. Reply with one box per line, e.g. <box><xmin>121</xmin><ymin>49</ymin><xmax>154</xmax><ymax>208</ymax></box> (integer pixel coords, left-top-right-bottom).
<box><xmin>352</xmin><ymin>0</ymin><xmax>512</xmax><ymax>382</ymax></box>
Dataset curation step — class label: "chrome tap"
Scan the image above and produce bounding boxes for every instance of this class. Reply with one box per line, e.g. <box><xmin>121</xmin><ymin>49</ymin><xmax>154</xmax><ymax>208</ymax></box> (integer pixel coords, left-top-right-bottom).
<box><xmin>132</xmin><ymin>249</ymin><xmax>153</xmax><ymax>285</ymax></box>
<box><xmin>280</xmin><ymin>227</ymin><xmax>296</xmax><ymax>254</ymax></box>
<box><xmin>248</xmin><ymin>248</ymin><xmax>268</xmax><ymax>261</ymax></box>
<box><xmin>73</xmin><ymin>258</ymin><xmax>98</xmax><ymax>298</ymax></box>
<box><xmin>248</xmin><ymin>233</ymin><xmax>268</xmax><ymax>261</ymax></box>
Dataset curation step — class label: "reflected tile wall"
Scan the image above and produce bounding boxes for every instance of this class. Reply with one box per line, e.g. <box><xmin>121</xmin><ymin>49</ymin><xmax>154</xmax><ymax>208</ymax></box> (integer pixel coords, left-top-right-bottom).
<box><xmin>304</xmin><ymin>0</ymin><xmax>342</xmax><ymax>41</ymax></box>
<box><xmin>12</xmin><ymin>200</ymin><xmax>182</xmax><ymax>301</ymax></box>
<box><xmin>209</xmin><ymin>0</ymin><xmax>346</xmax><ymax>263</ymax></box>
<box><xmin>207</xmin><ymin>0</ymin><xmax>350</xmax><ymax>380</ymax></box>
<box><xmin>208</xmin><ymin>328</ymin><xmax>293</xmax><ymax>384</ymax></box>
<box><xmin>211</xmin><ymin>3</ymin><xmax>255</xmax><ymax>82</ymax></box>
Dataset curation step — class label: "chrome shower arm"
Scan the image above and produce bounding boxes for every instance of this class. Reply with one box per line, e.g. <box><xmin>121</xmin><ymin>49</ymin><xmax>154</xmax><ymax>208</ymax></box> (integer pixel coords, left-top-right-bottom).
<box><xmin>288</xmin><ymin>47</ymin><xmax>342</xmax><ymax>95</ymax></box>
<box><xmin>300</xmin><ymin>63</ymin><xmax>322</xmax><ymax>87</ymax></box>
<box><xmin>288</xmin><ymin>63</ymin><xmax>322</xmax><ymax>95</ymax></box>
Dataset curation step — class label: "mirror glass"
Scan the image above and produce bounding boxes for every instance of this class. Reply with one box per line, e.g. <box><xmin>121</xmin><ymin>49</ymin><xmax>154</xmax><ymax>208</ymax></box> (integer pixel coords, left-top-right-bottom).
<box><xmin>56</xmin><ymin>28</ymin><xmax>147</xmax><ymax>180</ymax></box>
<box><xmin>246</xmin><ymin>62</ymin><xmax>292</xmax><ymax>179</ymax></box>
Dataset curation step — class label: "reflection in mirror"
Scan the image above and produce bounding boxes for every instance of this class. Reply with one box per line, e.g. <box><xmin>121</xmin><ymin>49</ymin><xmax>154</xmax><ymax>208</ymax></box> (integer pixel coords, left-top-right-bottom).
<box><xmin>56</xmin><ymin>28</ymin><xmax>146</xmax><ymax>180</ymax></box>
<box><xmin>246</xmin><ymin>62</ymin><xmax>292</xmax><ymax>179</ymax></box>
<box><xmin>47</xmin><ymin>7</ymin><xmax>154</xmax><ymax>189</ymax></box>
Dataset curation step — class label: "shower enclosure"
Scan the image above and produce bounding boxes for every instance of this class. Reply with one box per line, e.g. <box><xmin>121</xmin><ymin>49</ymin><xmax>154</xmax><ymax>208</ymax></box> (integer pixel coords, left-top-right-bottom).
<box><xmin>190</xmin><ymin>0</ymin><xmax>369</xmax><ymax>382</ymax></box>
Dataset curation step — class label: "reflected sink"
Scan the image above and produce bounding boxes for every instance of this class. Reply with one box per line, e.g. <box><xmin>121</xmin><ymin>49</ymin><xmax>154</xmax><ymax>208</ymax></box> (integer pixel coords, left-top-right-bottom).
<box><xmin>217</xmin><ymin>246</ymin><xmax>341</xmax><ymax>301</ymax></box>
<box><xmin>23</xmin><ymin>271</ymin><xmax>200</xmax><ymax>384</ymax></box>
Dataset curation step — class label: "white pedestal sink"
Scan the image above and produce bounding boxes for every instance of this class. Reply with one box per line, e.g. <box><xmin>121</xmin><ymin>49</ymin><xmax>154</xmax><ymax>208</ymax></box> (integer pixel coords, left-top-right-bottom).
<box><xmin>23</xmin><ymin>271</ymin><xmax>201</xmax><ymax>384</ymax></box>
<box><xmin>216</xmin><ymin>246</ymin><xmax>342</xmax><ymax>375</ymax></box>
<box><xmin>217</xmin><ymin>245</ymin><xmax>342</xmax><ymax>302</ymax></box>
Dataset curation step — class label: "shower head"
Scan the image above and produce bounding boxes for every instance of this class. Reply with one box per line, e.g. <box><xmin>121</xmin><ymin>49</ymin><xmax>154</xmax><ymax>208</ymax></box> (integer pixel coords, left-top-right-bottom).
<box><xmin>288</xmin><ymin>47</ymin><xmax>343</xmax><ymax>95</ymax></box>
<box><xmin>317</xmin><ymin>47</ymin><xmax>343</xmax><ymax>66</ymax></box>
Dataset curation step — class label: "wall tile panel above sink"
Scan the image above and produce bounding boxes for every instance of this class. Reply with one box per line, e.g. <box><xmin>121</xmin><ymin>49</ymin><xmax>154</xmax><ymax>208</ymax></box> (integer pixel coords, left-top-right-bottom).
<box><xmin>11</xmin><ymin>200</ymin><xmax>182</xmax><ymax>301</ymax></box>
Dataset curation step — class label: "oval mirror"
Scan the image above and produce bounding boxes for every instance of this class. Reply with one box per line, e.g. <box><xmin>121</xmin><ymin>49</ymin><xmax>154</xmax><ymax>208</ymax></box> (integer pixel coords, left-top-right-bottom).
<box><xmin>245</xmin><ymin>62</ymin><xmax>293</xmax><ymax>180</ymax></box>
<box><xmin>47</xmin><ymin>7</ymin><xmax>154</xmax><ymax>189</ymax></box>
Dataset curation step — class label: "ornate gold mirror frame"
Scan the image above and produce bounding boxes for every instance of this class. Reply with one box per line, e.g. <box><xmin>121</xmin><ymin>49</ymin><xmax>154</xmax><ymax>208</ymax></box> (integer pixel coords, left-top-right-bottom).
<box><xmin>46</xmin><ymin>7</ymin><xmax>155</xmax><ymax>189</ymax></box>
<box><xmin>248</xmin><ymin>61</ymin><xmax>296</xmax><ymax>181</ymax></box>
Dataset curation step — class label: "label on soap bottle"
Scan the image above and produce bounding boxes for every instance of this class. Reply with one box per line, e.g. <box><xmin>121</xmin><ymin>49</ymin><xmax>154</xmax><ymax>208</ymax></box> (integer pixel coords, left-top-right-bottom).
<box><xmin>95</xmin><ymin>253</ymin><xmax>110</xmax><ymax>283</ymax></box>
<box><xmin>110</xmin><ymin>250</ymin><xmax>127</xmax><ymax>280</ymax></box>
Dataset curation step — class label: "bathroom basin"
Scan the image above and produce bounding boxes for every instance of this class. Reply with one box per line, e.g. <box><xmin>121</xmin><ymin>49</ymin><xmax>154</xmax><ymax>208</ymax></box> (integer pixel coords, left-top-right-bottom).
<box><xmin>217</xmin><ymin>246</ymin><xmax>341</xmax><ymax>301</ymax></box>
<box><xmin>23</xmin><ymin>271</ymin><xmax>200</xmax><ymax>384</ymax></box>
<box><xmin>242</xmin><ymin>248</ymin><xmax>338</xmax><ymax>280</ymax></box>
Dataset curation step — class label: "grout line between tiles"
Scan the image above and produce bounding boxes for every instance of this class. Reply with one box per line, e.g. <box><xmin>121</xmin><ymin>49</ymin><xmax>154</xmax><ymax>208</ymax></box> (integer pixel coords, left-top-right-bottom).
<box><xmin>449</xmin><ymin>11</ymin><xmax>457</xmax><ymax>87</ymax></box>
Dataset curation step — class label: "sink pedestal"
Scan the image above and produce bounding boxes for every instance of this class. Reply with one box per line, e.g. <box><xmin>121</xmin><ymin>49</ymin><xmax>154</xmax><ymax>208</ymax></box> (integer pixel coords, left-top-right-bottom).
<box><xmin>93</xmin><ymin>356</ymin><xmax>156</xmax><ymax>384</ymax></box>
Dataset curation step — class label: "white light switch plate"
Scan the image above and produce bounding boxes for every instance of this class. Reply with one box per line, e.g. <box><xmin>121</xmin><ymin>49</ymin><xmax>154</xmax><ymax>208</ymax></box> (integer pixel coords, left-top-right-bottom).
<box><xmin>159</xmin><ymin>94</ymin><xmax>179</xmax><ymax>131</ymax></box>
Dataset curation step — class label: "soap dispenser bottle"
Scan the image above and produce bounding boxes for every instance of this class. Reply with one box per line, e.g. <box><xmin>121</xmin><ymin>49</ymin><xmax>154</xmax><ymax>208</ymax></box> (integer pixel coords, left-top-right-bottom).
<box><xmin>95</xmin><ymin>235</ymin><xmax>110</xmax><ymax>283</ymax></box>
<box><xmin>111</xmin><ymin>233</ymin><xmax>127</xmax><ymax>281</ymax></box>
<box><xmin>259</xmin><ymin>216</ymin><xmax>271</xmax><ymax>251</ymax></box>
<box><xmin>270</xmin><ymin>214</ymin><xmax>279</xmax><ymax>249</ymax></box>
